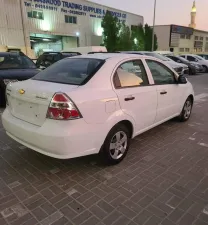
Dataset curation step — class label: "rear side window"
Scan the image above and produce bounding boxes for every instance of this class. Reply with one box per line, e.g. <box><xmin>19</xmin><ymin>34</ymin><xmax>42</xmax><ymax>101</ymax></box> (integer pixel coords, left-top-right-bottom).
<box><xmin>114</xmin><ymin>60</ymin><xmax>149</xmax><ymax>88</ymax></box>
<box><xmin>33</xmin><ymin>58</ymin><xmax>104</xmax><ymax>85</ymax></box>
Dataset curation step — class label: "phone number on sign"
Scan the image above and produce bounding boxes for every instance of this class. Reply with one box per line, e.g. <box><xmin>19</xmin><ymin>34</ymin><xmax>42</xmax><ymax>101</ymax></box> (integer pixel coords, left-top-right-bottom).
<box><xmin>34</xmin><ymin>3</ymin><xmax>58</xmax><ymax>11</ymax></box>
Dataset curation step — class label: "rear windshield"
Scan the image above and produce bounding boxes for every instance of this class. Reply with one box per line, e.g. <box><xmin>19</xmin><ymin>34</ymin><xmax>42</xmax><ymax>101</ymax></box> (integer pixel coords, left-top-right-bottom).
<box><xmin>33</xmin><ymin>58</ymin><xmax>104</xmax><ymax>85</ymax></box>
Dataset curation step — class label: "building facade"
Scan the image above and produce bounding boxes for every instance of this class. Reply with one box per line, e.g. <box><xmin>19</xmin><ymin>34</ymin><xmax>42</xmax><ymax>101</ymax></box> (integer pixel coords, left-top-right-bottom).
<box><xmin>154</xmin><ymin>24</ymin><xmax>208</xmax><ymax>55</ymax></box>
<box><xmin>0</xmin><ymin>0</ymin><xmax>143</xmax><ymax>58</ymax></box>
<box><xmin>154</xmin><ymin>1</ymin><xmax>208</xmax><ymax>55</ymax></box>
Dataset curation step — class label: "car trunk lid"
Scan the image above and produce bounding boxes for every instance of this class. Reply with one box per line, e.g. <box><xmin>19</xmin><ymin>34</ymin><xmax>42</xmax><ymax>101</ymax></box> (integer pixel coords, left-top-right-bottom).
<box><xmin>6</xmin><ymin>79</ymin><xmax>78</xmax><ymax>126</ymax></box>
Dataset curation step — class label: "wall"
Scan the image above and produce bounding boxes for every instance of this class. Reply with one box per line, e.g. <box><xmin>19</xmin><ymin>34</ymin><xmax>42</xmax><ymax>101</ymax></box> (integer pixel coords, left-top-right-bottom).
<box><xmin>0</xmin><ymin>0</ymin><xmax>25</xmax><ymax>48</ymax></box>
<box><xmin>154</xmin><ymin>25</ymin><xmax>171</xmax><ymax>51</ymax></box>
<box><xmin>62</xmin><ymin>36</ymin><xmax>78</xmax><ymax>49</ymax></box>
<box><xmin>193</xmin><ymin>30</ymin><xmax>208</xmax><ymax>53</ymax></box>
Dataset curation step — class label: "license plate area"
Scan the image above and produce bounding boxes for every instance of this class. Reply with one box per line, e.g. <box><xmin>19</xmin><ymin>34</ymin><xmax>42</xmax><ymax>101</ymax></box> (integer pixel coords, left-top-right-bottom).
<box><xmin>9</xmin><ymin>96</ymin><xmax>41</xmax><ymax>124</ymax></box>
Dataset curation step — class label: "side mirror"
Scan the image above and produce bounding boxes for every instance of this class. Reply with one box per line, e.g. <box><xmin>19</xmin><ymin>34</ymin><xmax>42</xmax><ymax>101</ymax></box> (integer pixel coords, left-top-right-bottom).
<box><xmin>178</xmin><ymin>75</ymin><xmax>187</xmax><ymax>84</ymax></box>
<box><xmin>177</xmin><ymin>60</ymin><xmax>181</xmax><ymax>63</ymax></box>
<box><xmin>195</xmin><ymin>59</ymin><xmax>198</xmax><ymax>62</ymax></box>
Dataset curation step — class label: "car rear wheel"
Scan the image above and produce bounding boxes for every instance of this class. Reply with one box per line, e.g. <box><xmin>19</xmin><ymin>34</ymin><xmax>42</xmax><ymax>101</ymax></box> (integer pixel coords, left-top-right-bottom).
<box><xmin>100</xmin><ymin>124</ymin><xmax>130</xmax><ymax>165</ymax></box>
<box><xmin>189</xmin><ymin>68</ymin><xmax>196</xmax><ymax>75</ymax></box>
<box><xmin>179</xmin><ymin>97</ymin><xmax>193</xmax><ymax>122</ymax></box>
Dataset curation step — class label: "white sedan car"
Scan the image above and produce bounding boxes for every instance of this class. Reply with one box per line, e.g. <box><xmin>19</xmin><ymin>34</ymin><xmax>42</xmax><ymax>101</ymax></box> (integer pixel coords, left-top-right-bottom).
<box><xmin>2</xmin><ymin>54</ymin><xmax>194</xmax><ymax>164</ymax></box>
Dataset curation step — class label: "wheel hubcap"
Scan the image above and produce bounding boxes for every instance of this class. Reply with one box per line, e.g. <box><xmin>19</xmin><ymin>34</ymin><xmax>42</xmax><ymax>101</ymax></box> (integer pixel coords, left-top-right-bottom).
<box><xmin>109</xmin><ymin>131</ymin><xmax>128</xmax><ymax>160</ymax></box>
<box><xmin>184</xmin><ymin>100</ymin><xmax>192</xmax><ymax>119</ymax></box>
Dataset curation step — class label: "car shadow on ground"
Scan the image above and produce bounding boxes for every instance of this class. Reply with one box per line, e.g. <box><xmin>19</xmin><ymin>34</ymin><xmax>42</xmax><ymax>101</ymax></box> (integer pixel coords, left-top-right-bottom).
<box><xmin>0</xmin><ymin>115</ymin><xmax>190</xmax><ymax>177</ymax></box>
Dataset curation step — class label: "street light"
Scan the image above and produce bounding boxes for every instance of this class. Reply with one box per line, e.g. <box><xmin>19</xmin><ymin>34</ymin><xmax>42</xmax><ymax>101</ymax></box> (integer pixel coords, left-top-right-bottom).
<box><xmin>152</xmin><ymin>0</ymin><xmax>157</xmax><ymax>51</ymax></box>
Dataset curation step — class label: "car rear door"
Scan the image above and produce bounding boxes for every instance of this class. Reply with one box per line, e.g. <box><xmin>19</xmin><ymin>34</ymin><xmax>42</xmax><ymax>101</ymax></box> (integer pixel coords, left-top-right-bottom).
<box><xmin>145</xmin><ymin>59</ymin><xmax>184</xmax><ymax>123</ymax></box>
<box><xmin>113</xmin><ymin>59</ymin><xmax>157</xmax><ymax>135</ymax></box>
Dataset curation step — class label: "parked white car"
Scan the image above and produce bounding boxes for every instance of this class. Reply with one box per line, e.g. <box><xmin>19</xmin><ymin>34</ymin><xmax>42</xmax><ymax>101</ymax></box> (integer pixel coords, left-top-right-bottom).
<box><xmin>180</xmin><ymin>54</ymin><xmax>208</xmax><ymax>72</ymax></box>
<box><xmin>2</xmin><ymin>54</ymin><xmax>194</xmax><ymax>164</ymax></box>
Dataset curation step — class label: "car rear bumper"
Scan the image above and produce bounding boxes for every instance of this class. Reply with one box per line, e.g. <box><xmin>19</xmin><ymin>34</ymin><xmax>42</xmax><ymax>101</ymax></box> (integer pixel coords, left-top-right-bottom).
<box><xmin>2</xmin><ymin>108</ymin><xmax>103</xmax><ymax>159</ymax></box>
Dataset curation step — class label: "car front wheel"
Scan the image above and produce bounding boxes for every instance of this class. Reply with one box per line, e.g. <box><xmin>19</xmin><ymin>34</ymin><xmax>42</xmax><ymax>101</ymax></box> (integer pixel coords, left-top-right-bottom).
<box><xmin>179</xmin><ymin>97</ymin><xmax>193</xmax><ymax>122</ymax></box>
<box><xmin>0</xmin><ymin>80</ymin><xmax>6</xmax><ymax>107</ymax></box>
<box><xmin>100</xmin><ymin>124</ymin><xmax>130</xmax><ymax>165</ymax></box>
<box><xmin>202</xmin><ymin>65</ymin><xmax>208</xmax><ymax>73</ymax></box>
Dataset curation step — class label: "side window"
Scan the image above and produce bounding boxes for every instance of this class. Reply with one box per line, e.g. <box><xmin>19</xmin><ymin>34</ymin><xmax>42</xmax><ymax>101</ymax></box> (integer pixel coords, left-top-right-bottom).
<box><xmin>114</xmin><ymin>60</ymin><xmax>149</xmax><ymax>88</ymax></box>
<box><xmin>187</xmin><ymin>56</ymin><xmax>196</xmax><ymax>61</ymax></box>
<box><xmin>146</xmin><ymin>60</ymin><xmax>176</xmax><ymax>85</ymax></box>
<box><xmin>180</xmin><ymin>55</ymin><xmax>185</xmax><ymax>58</ymax></box>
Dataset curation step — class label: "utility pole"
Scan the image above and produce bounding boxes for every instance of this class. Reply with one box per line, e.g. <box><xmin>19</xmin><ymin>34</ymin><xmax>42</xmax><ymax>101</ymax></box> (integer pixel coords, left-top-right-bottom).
<box><xmin>151</xmin><ymin>0</ymin><xmax>157</xmax><ymax>51</ymax></box>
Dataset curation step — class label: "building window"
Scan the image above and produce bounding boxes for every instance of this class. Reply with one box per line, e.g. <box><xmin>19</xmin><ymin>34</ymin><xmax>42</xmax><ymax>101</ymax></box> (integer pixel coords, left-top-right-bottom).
<box><xmin>185</xmin><ymin>48</ymin><xmax>190</xmax><ymax>52</ymax></box>
<box><xmin>195</xmin><ymin>36</ymin><xmax>199</xmax><ymax>40</ymax></box>
<box><xmin>180</xmin><ymin>34</ymin><xmax>185</xmax><ymax>39</ymax></box>
<box><xmin>28</xmin><ymin>11</ymin><xmax>44</xmax><ymax>20</ymax></box>
<box><xmin>186</xmin><ymin>34</ymin><xmax>191</xmax><ymax>39</ymax></box>
<box><xmin>179</xmin><ymin>48</ymin><xmax>185</xmax><ymax>52</ymax></box>
<box><xmin>200</xmin><ymin>37</ymin><xmax>204</xmax><ymax>41</ymax></box>
<box><xmin>65</xmin><ymin>15</ymin><xmax>77</xmax><ymax>24</ymax></box>
<box><xmin>206</xmin><ymin>37</ymin><xmax>208</xmax><ymax>41</ymax></box>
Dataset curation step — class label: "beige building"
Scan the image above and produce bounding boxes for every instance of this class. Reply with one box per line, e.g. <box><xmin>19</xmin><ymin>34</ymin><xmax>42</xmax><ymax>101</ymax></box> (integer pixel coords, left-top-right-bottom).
<box><xmin>0</xmin><ymin>0</ymin><xmax>143</xmax><ymax>58</ymax></box>
<box><xmin>154</xmin><ymin>25</ymin><xmax>208</xmax><ymax>55</ymax></box>
<box><xmin>154</xmin><ymin>1</ymin><xmax>208</xmax><ymax>55</ymax></box>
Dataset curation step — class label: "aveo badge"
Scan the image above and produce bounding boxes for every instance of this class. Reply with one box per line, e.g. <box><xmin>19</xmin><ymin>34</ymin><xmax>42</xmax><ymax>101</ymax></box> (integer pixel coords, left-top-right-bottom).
<box><xmin>18</xmin><ymin>89</ymin><xmax>25</xmax><ymax>95</ymax></box>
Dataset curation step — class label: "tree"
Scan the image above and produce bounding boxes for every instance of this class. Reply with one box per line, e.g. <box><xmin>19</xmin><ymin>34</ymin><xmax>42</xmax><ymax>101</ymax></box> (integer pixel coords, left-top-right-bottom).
<box><xmin>117</xmin><ymin>22</ymin><xmax>132</xmax><ymax>51</ymax></box>
<box><xmin>101</xmin><ymin>11</ymin><xmax>121</xmax><ymax>52</ymax></box>
<box><xmin>154</xmin><ymin>33</ymin><xmax>158</xmax><ymax>51</ymax></box>
<box><xmin>144</xmin><ymin>24</ymin><xmax>158</xmax><ymax>51</ymax></box>
<box><xmin>131</xmin><ymin>24</ymin><xmax>145</xmax><ymax>51</ymax></box>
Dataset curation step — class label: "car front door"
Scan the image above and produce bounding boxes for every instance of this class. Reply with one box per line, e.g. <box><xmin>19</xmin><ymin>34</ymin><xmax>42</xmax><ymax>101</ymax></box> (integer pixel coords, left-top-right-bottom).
<box><xmin>145</xmin><ymin>59</ymin><xmax>184</xmax><ymax>123</ymax></box>
<box><xmin>113</xmin><ymin>59</ymin><xmax>157</xmax><ymax>135</ymax></box>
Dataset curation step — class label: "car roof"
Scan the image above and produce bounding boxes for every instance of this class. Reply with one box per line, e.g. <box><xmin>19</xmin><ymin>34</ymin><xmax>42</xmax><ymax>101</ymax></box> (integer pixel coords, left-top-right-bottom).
<box><xmin>72</xmin><ymin>53</ymin><xmax>148</xmax><ymax>60</ymax></box>
<box><xmin>181</xmin><ymin>54</ymin><xmax>197</xmax><ymax>56</ymax></box>
<box><xmin>0</xmin><ymin>52</ymin><xmax>20</xmax><ymax>57</ymax></box>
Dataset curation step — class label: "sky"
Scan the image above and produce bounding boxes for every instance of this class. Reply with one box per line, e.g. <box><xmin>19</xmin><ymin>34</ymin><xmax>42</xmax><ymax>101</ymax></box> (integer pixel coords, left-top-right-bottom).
<box><xmin>90</xmin><ymin>0</ymin><xmax>208</xmax><ymax>30</ymax></box>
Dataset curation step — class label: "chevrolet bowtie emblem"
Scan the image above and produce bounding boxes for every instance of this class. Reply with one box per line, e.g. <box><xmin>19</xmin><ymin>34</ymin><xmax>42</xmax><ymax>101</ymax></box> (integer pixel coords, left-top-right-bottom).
<box><xmin>19</xmin><ymin>89</ymin><xmax>25</xmax><ymax>94</ymax></box>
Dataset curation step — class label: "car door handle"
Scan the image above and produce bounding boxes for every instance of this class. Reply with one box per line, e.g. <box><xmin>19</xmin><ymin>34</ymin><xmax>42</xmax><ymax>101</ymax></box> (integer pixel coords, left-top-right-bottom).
<box><xmin>124</xmin><ymin>96</ymin><xmax>135</xmax><ymax>101</ymax></box>
<box><xmin>160</xmin><ymin>91</ymin><xmax>167</xmax><ymax>95</ymax></box>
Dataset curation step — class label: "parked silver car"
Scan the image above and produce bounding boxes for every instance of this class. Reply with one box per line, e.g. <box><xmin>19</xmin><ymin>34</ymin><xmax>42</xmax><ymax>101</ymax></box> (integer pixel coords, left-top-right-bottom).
<box><xmin>120</xmin><ymin>51</ymin><xmax>189</xmax><ymax>75</ymax></box>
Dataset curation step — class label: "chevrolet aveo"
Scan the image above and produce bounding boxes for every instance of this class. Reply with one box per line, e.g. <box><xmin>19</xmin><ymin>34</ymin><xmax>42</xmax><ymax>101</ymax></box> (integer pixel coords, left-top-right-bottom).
<box><xmin>2</xmin><ymin>54</ymin><xmax>194</xmax><ymax>165</ymax></box>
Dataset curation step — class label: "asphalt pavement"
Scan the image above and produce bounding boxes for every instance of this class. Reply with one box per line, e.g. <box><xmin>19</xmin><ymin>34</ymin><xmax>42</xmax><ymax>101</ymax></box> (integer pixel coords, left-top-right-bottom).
<box><xmin>0</xmin><ymin>74</ymin><xmax>208</xmax><ymax>225</ymax></box>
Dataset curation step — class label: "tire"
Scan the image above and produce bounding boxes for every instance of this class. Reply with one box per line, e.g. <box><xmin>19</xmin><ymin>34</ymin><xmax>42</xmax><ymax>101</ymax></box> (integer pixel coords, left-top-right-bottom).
<box><xmin>190</xmin><ymin>68</ymin><xmax>196</xmax><ymax>75</ymax></box>
<box><xmin>0</xmin><ymin>80</ymin><xmax>6</xmax><ymax>107</ymax></box>
<box><xmin>99</xmin><ymin>124</ymin><xmax>131</xmax><ymax>165</ymax></box>
<box><xmin>179</xmin><ymin>97</ymin><xmax>193</xmax><ymax>122</ymax></box>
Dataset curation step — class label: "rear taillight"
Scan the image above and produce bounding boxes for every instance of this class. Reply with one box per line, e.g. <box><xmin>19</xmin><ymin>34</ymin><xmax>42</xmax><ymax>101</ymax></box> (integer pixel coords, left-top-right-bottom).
<box><xmin>46</xmin><ymin>93</ymin><xmax>82</xmax><ymax>120</ymax></box>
